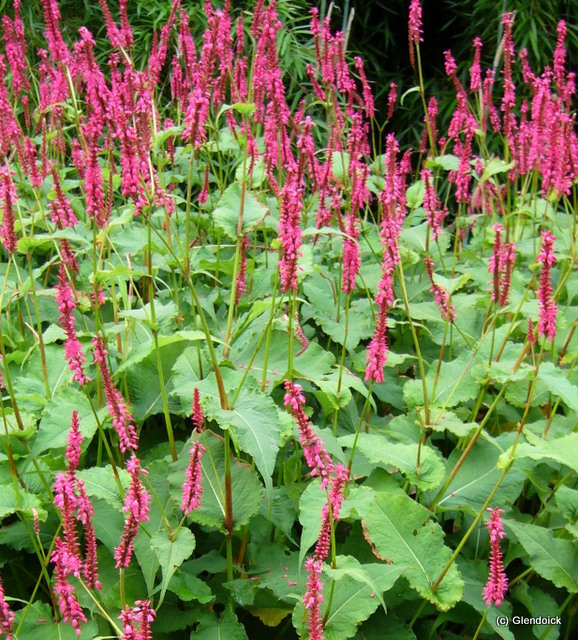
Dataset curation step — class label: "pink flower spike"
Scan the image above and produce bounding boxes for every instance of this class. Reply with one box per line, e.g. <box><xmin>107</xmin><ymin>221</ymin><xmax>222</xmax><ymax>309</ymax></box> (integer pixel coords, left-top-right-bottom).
<box><xmin>191</xmin><ymin>388</ymin><xmax>205</xmax><ymax>432</ymax></box>
<box><xmin>483</xmin><ymin>508</ymin><xmax>508</xmax><ymax>607</ymax></box>
<box><xmin>0</xmin><ymin>573</ymin><xmax>15</xmax><ymax>639</ymax></box>
<box><xmin>408</xmin><ymin>0</ymin><xmax>423</xmax><ymax>68</ymax></box>
<box><xmin>283</xmin><ymin>381</ymin><xmax>333</xmax><ymax>489</ymax></box>
<box><xmin>303</xmin><ymin>557</ymin><xmax>325</xmax><ymax>640</ymax></box>
<box><xmin>536</xmin><ymin>231</ymin><xmax>557</xmax><ymax>342</ymax></box>
<box><xmin>114</xmin><ymin>456</ymin><xmax>150</xmax><ymax>569</ymax></box>
<box><xmin>181</xmin><ymin>440</ymin><xmax>205</xmax><ymax>515</ymax></box>
<box><xmin>119</xmin><ymin>600</ymin><xmax>155</xmax><ymax>640</ymax></box>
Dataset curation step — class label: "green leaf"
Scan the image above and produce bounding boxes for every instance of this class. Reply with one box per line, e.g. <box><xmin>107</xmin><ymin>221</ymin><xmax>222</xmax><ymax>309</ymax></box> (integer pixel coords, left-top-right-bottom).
<box><xmin>168</xmin><ymin>433</ymin><xmax>263</xmax><ymax>533</ymax></box>
<box><xmin>506</xmin><ymin>520</ymin><xmax>578</xmax><ymax>592</ymax></box>
<box><xmin>190</xmin><ymin>606</ymin><xmax>249</xmax><ymax>640</ymax></box>
<box><xmin>537</xmin><ymin>362</ymin><xmax>578</xmax><ymax>412</ymax></box>
<box><xmin>32</xmin><ymin>388</ymin><xmax>99</xmax><ymax>456</ymax></box>
<box><xmin>151</xmin><ymin>527</ymin><xmax>196</xmax><ymax>607</ymax></box>
<box><xmin>0</xmin><ymin>484</ymin><xmax>47</xmax><ymax>521</ymax></box>
<box><xmin>362</xmin><ymin>493</ymin><xmax>464</xmax><ymax>610</ymax></box>
<box><xmin>339</xmin><ymin>433</ymin><xmax>445</xmax><ymax>490</ymax></box>
<box><xmin>168</xmin><ymin>571</ymin><xmax>214</xmax><ymax>604</ymax></box>
<box><xmin>404</xmin><ymin>353</ymin><xmax>479</xmax><ymax>409</ymax></box>
<box><xmin>480</xmin><ymin>158</ymin><xmax>516</xmax><ymax>181</ymax></box>
<box><xmin>436</xmin><ymin>437</ymin><xmax>526</xmax><ymax>515</ymax></box>
<box><xmin>213</xmin><ymin>391</ymin><xmax>280</xmax><ymax>507</ymax></box>
<box><xmin>324</xmin><ymin>555</ymin><xmax>402</xmax><ymax>616</ymax></box>
<box><xmin>331</xmin><ymin>151</ymin><xmax>350</xmax><ymax>181</ymax></box>
<box><xmin>13</xmin><ymin>601</ymin><xmax>98</xmax><ymax>640</ymax></box>
<box><xmin>426</xmin><ymin>154</ymin><xmax>461</xmax><ymax>172</ymax></box>
<box><xmin>498</xmin><ymin>431</ymin><xmax>578</xmax><ymax>474</ymax></box>
<box><xmin>76</xmin><ymin>466</ymin><xmax>129</xmax><ymax>510</ymax></box>
<box><xmin>213</xmin><ymin>183</ymin><xmax>268</xmax><ymax>239</ymax></box>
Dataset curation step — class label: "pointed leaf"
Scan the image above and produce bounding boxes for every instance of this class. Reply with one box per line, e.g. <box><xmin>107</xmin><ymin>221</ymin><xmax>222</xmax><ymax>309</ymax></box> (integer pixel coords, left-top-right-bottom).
<box><xmin>213</xmin><ymin>183</ymin><xmax>268</xmax><ymax>239</ymax></box>
<box><xmin>362</xmin><ymin>493</ymin><xmax>464</xmax><ymax>610</ymax></box>
<box><xmin>214</xmin><ymin>391</ymin><xmax>280</xmax><ymax>506</ymax></box>
<box><xmin>340</xmin><ymin>433</ymin><xmax>445</xmax><ymax>490</ymax></box>
<box><xmin>151</xmin><ymin>527</ymin><xmax>196</xmax><ymax>607</ymax></box>
<box><xmin>506</xmin><ymin>520</ymin><xmax>578</xmax><ymax>592</ymax></box>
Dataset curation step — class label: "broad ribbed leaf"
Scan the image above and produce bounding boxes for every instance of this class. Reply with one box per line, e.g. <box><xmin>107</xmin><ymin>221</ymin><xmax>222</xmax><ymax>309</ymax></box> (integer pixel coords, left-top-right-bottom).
<box><xmin>212</xmin><ymin>182</ymin><xmax>268</xmax><ymax>239</ymax></box>
<box><xmin>151</xmin><ymin>527</ymin><xmax>196</xmax><ymax>607</ymax></box>
<box><xmin>190</xmin><ymin>607</ymin><xmax>249</xmax><ymax>640</ymax></box>
<box><xmin>499</xmin><ymin>431</ymin><xmax>578</xmax><ymax>474</ymax></box>
<box><xmin>340</xmin><ymin>433</ymin><xmax>445</xmax><ymax>490</ymax></box>
<box><xmin>435</xmin><ymin>437</ymin><xmax>526</xmax><ymax>515</ymax></box>
<box><xmin>506</xmin><ymin>520</ymin><xmax>578</xmax><ymax>592</ymax></box>
<box><xmin>363</xmin><ymin>493</ymin><xmax>464</xmax><ymax>610</ymax></box>
<box><xmin>214</xmin><ymin>391</ymin><xmax>280</xmax><ymax>506</ymax></box>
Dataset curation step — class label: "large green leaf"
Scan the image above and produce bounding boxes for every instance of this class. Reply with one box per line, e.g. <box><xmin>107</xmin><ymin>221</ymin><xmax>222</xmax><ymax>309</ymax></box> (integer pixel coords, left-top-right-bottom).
<box><xmin>339</xmin><ymin>433</ymin><xmax>445</xmax><ymax>490</ymax></box>
<box><xmin>213</xmin><ymin>391</ymin><xmax>280</xmax><ymax>507</ymax></box>
<box><xmin>190</xmin><ymin>606</ymin><xmax>249</xmax><ymax>640</ymax></box>
<box><xmin>32</xmin><ymin>387</ymin><xmax>99</xmax><ymax>457</ymax></box>
<box><xmin>404</xmin><ymin>353</ymin><xmax>479</xmax><ymax>409</ymax></box>
<box><xmin>212</xmin><ymin>182</ymin><xmax>268</xmax><ymax>239</ymax></box>
<box><xmin>506</xmin><ymin>520</ymin><xmax>578</xmax><ymax>592</ymax></box>
<box><xmin>434</xmin><ymin>436</ymin><xmax>526</xmax><ymax>515</ymax></box>
<box><xmin>362</xmin><ymin>493</ymin><xmax>464</xmax><ymax>610</ymax></box>
<box><xmin>151</xmin><ymin>527</ymin><xmax>196</xmax><ymax>607</ymax></box>
<box><xmin>13</xmin><ymin>601</ymin><xmax>98</xmax><ymax>640</ymax></box>
<box><xmin>168</xmin><ymin>433</ymin><xmax>263</xmax><ymax>533</ymax></box>
<box><xmin>499</xmin><ymin>431</ymin><xmax>578</xmax><ymax>474</ymax></box>
<box><xmin>537</xmin><ymin>362</ymin><xmax>578</xmax><ymax>412</ymax></box>
<box><xmin>0</xmin><ymin>484</ymin><xmax>47</xmax><ymax>521</ymax></box>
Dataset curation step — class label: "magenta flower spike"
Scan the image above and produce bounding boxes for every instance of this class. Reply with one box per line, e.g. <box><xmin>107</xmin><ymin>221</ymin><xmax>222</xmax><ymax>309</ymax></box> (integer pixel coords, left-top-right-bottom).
<box><xmin>0</xmin><ymin>573</ymin><xmax>15</xmax><ymax>639</ymax></box>
<box><xmin>283</xmin><ymin>381</ymin><xmax>334</xmax><ymax>489</ymax></box>
<box><xmin>536</xmin><ymin>231</ymin><xmax>557</xmax><ymax>341</ymax></box>
<box><xmin>303</xmin><ymin>557</ymin><xmax>325</xmax><ymax>640</ymax></box>
<box><xmin>483</xmin><ymin>508</ymin><xmax>508</xmax><ymax>607</ymax></box>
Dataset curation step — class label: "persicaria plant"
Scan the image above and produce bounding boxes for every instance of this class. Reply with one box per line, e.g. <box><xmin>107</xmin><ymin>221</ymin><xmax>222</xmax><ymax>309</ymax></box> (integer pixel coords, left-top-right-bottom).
<box><xmin>0</xmin><ymin>0</ymin><xmax>576</xmax><ymax>638</ymax></box>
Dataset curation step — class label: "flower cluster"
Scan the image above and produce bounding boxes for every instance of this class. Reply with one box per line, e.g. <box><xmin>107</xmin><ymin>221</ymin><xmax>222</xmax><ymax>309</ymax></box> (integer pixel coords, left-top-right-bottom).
<box><xmin>483</xmin><ymin>508</ymin><xmax>508</xmax><ymax>607</ymax></box>
<box><xmin>115</xmin><ymin>455</ymin><xmax>151</xmax><ymax>569</ymax></box>
<box><xmin>283</xmin><ymin>381</ymin><xmax>334</xmax><ymax>489</ymax></box>
<box><xmin>51</xmin><ymin>411</ymin><xmax>100</xmax><ymax>636</ymax></box>
<box><xmin>119</xmin><ymin>599</ymin><xmax>155</xmax><ymax>640</ymax></box>
<box><xmin>536</xmin><ymin>231</ymin><xmax>557</xmax><ymax>342</ymax></box>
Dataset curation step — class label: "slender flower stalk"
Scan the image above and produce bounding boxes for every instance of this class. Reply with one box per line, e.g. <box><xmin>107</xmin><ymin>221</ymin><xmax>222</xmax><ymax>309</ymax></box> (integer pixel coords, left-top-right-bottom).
<box><xmin>483</xmin><ymin>508</ymin><xmax>508</xmax><ymax>607</ymax></box>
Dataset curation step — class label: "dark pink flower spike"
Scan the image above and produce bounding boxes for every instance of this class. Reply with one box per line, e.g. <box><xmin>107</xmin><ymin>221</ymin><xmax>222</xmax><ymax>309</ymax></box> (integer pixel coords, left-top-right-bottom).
<box><xmin>119</xmin><ymin>600</ymin><xmax>155</xmax><ymax>640</ymax></box>
<box><xmin>536</xmin><ymin>231</ymin><xmax>557</xmax><ymax>342</ymax></box>
<box><xmin>483</xmin><ymin>508</ymin><xmax>508</xmax><ymax>607</ymax></box>
<box><xmin>283</xmin><ymin>381</ymin><xmax>334</xmax><ymax>489</ymax></box>
<box><xmin>181</xmin><ymin>440</ymin><xmax>205</xmax><ymax>515</ymax></box>
<box><xmin>408</xmin><ymin>0</ymin><xmax>423</xmax><ymax>67</ymax></box>
<box><xmin>56</xmin><ymin>265</ymin><xmax>91</xmax><ymax>386</ymax></box>
<box><xmin>0</xmin><ymin>165</ymin><xmax>17</xmax><ymax>255</ymax></box>
<box><xmin>114</xmin><ymin>456</ymin><xmax>150</xmax><ymax>569</ymax></box>
<box><xmin>424</xmin><ymin>257</ymin><xmax>455</xmax><ymax>323</ymax></box>
<box><xmin>51</xmin><ymin>539</ymin><xmax>87</xmax><ymax>635</ymax></box>
<box><xmin>303</xmin><ymin>557</ymin><xmax>325</xmax><ymax>640</ymax></box>
<box><xmin>0</xmin><ymin>573</ymin><xmax>15</xmax><ymax>639</ymax></box>
<box><xmin>93</xmin><ymin>334</ymin><xmax>139</xmax><ymax>452</ymax></box>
